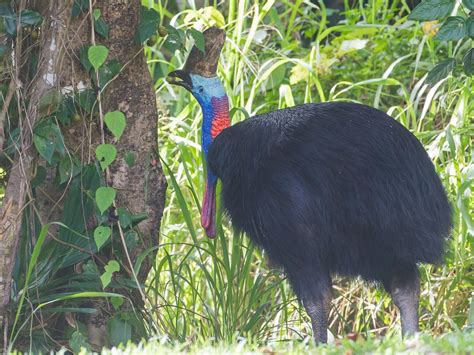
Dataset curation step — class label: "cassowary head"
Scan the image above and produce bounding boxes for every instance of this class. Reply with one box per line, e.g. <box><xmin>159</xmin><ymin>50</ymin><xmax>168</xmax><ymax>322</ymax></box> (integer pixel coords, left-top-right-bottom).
<box><xmin>168</xmin><ymin>27</ymin><xmax>229</xmax><ymax>238</ymax></box>
<box><xmin>167</xmin><ymin>27</ymin><xmax>226</xmax><ymax>104</ymax></box>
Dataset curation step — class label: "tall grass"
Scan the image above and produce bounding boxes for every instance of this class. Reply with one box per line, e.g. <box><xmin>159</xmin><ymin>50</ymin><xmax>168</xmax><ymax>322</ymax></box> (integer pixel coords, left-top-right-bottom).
<box><xmin>145</xmin><ymin>0</ymin><xmax>473</xmax><ymax>344</ymax></box>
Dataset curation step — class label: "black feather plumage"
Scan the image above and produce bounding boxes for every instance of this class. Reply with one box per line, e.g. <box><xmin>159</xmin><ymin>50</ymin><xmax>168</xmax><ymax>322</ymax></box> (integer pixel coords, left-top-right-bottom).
<box><xmin>209</xmin><ymin>102</ymin><xmax>451</xmax><ymax>302</ymax></box>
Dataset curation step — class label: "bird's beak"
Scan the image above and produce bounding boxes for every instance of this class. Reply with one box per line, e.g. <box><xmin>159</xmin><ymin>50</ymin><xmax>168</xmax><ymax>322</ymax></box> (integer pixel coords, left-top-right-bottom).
<box><xmin>167</xmin><ymin>70</ymin><xmax>193</xmax><ymax>91</ymax></box>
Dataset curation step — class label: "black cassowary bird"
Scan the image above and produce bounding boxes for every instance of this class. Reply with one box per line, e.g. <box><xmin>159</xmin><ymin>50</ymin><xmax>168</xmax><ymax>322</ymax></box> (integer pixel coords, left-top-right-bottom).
<box><xmin>167</xmin><ymin>27</ymin><xmax>451</xmax><ymax>343</ymax></box>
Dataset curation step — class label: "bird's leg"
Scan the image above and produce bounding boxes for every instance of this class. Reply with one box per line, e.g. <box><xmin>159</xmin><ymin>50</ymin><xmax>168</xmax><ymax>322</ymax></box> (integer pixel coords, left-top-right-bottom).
<box><xmin>386</xmin><ymin>272</ymin><xmax>420</xmax><ymax>337</ymax></box>
<box><xmin>303</xmin><ymin>287</ymin><xmax>332</xmax><ymax>344</ymax></box>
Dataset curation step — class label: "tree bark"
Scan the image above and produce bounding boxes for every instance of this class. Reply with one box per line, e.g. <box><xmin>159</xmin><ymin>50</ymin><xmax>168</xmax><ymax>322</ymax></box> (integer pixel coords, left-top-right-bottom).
<box><xmin>85</xmin><ymin>1</ymin><xmax>167</xmax><ymax>348</ymax></box>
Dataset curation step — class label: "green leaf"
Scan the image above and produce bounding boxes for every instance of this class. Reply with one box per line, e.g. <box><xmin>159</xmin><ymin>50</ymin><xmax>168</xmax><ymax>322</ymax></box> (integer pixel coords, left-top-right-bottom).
<box><xmin>92</xmin><ymin>59</ymin><xmax>121</xmax><ymax>88</ymax></box>
<box><xmin>124</xmin><ymin>230</ymin><xmax>139</xmax><ymax>249</ymax></box>
<box><xmin>104</xmin><ymin>111</ymin><xmax>126</xmax><ymax>140</ymax></box>
<box><xmin>57</xmin><ymin>96</ymin><xmax>76</xmax><ymax>125</ymax></box>
<box><xmin>19</xmin><ymin>10</ymin><xmax>42</xmax><ymax>26</ymax></box>
<box><xmin>108</xmin><ymin>315</ymin><xmax>132</xmax><ymax>347</ymax></box>
<box><xmin>95</xmin><ymin>17</ymin><xmax>109</xmax><ymax>39</ymax></box>
<box><xmin>79</xmin><ymin>44</ymin><xmax>93</xmax><ymax>72</ymax></box>
<box><xmin>163</xmin><ymin>25</ymin><xmax>186</xmax><ymax>53</ymax></box>
<box><xmin>463</xmin><ymin>48</ymin><xmax>474</xmax><ymax>76</ymax></box>
<box><xmin>88</xmin><ymin>45</ymin><xmax>109</xmax><ymax>70</ymax></box>
<box><xmin>187</xmin><ymin>28</ymin><xmax>205</xmax><ymax>53</ymax></box>
<box><xmin>94</xmin><ymin>226</ymin><xmax>111</xmax><ymax>250</ymax></box>
<box><xmin>131</xmin><ymin>212</ymin><xmax>148</xmax><ymax>225</ymax></box>
<box><xmin>111</xmin><ymin>296</ymin><xmax>124</xmax><ymax>310</ymax></box>
<box><xmin>135</xmin><ymin>6</ymin><xmax>160</xmax><ymax>44</ymax></box>
<box><xmin>124</xmin><ymin>152</ymin><xmax>136</xmax><ymax>167</ymax></box>
<box><xmin>467</xmin><ymin>17</ymin><xmax>474</xmax><ymax>38</ymax></box>
<box><xmin>435</xmin><ymin>16</ymin><xmax>466</xmax><ymax>41</ymax></box>
<box><xmin>426</xmin><ymin>58</ymin><xmax>456</xmax><ymax>84</ymax></box>
<box><xmin>1</xmin><ymin>9</ymin><xmax>42</xmax><ymax>37</ymax></box>
<box><xmin>58</xmin><ymin>155</ymin><xmax>81</xmax><ymax>184</ymax></box>
<box><xmin>69</xmin><ymin>330</ymin><xmax>90</xmax><ymax>353</ymax></box>
<box><xmin>117</xmin><ymin>208</ymin><xmax>132</xmax><ymax>229</ymax></box>
<box><xmin>74</xmin><ymin>89</ymin><xmax>97</xmax><ymax>113</ymax></box>
<box><xmin>96</xmin><ymin>144</ymin><xmax>117</xmax><ymax>171</ymax></box>
<box><xmin>33</xmin><ymin>119</ymin><xmax>66</xmax><ymax>164</ymax></box>
<box><xmin>95</xmin><ymin>186</ymin><xmax>116</xmax><ymax>214</ymax></box>
<box><xmin>463</xmin><ymin>0</ymin><xmax>474</xmax><ymax>10</ymax></box>
<box><xmin>72</xmin><ymin>0</ymin><xmax>89</xmax><ymax>18</ymax></box>
<box><xmin>38</xmin><ymin>89</ymin><xmax>63</xmax><ymax>116</ymax></box>
<box><xmin>0</xmin><ymin>4</ymin><xmax>13</xmax><ymax>16</ymax></box>
<box><xmin>93</xmin><ymin>9</ymin><xmax>101</xmax><ymax>20</ymax></box>
<box><xmin>100</xmin><ymin>260</ymin><xmax>120</xmax><ymax>288</ymax></box>
<box><xmin>408</xmin><ymin>0</ymin><xmax>455</xmax><ymax>21</ymax></box>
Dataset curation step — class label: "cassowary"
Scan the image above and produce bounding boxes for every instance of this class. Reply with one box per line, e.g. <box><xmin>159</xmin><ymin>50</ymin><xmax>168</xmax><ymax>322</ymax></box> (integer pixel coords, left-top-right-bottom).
<box><xmin>167</xmin><ymin>27</ymin><xmax>451</xmax><ymax>343</ymax></box>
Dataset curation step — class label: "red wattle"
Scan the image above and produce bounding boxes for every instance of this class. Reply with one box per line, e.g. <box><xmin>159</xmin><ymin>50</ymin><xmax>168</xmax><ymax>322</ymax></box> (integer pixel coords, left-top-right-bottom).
<box><xmin>201</xmin><ymin>181</ymin><xmax>216</xmax><ymax>238</ymax></box>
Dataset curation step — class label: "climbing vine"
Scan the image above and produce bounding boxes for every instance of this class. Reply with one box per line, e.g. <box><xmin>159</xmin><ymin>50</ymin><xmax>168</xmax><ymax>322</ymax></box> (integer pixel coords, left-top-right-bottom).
<box><xmin>0</xmin><ymin>1</ymin><xmax>202</xmax><ymax>350</ymax></box>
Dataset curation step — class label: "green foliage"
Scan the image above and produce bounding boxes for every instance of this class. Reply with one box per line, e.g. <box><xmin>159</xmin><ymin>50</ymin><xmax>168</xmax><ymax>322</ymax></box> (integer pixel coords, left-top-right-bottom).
<box><xmin>0</xmin><ymin>5</ymin><xmax>42</xmax><ymax>37</ymax></box>
<box><xmin>88</xmin><ymin>45</ymin><xmax>109</xmax><ymax>70</ymax></box>
<box><xmin>93</xmin><ymin>9</ymin><xmax>109</xmax><ymax>38</ymax></box>
<box><xmin>408</xmin><ymin>0</ymin><xmax>455</xmax><ymax>21</ymax></box>
<box><xmin>71</xmin><ymin>0</ymin><xmax>89</xmax><ymax>18</ymax></box>
<box><xmin>104</xmin><ymin>111</ymin><xmax>126</xmax><ymax>140</ymax></box>
<box><xmin>163</xmin><ymin>25</ymin><xmax>186</xmax><ymax>52</ymax></box>
<box><xmin>463</xmin><ymin>49</ymin><xmax>474</xmax><ymax>75</ymax></box>
<box><xmin>464</xmin><ymin>0</ymin><xmax>474</xmax><ymax>10</ymax></box>
<box><xmin>186</xmin><ymin>28</ymin><xmax>205</xmax><ymax>53</ymax></box>
<box><xmin>95</xmin><ymin>186</ymin><xmax>116</xmax><ymax>214</ymax></box>
<box><xmin>409</xmin><ymin>0</ymin><xmax>473</xmax><ymax>80</ymax></box>
<box><xmin>33</xmin><ymin>119</ymin><xmax>66</xmax><ymax>164</ymax></box>
<box><xmin>94</xmin><ymin>226</ymin><xmax>112</xmax><ymax>250</ymax></box>
<box><xmin>96</xmin><ymin>143</ymin><xmax>117</xmax><ymax>171</ymax></box>
<box><xmin>108</xmin><ymin>314</ymin><xmax>132</xmax><ymax>347</ymax></box>
<box><xmin>135</xmin><ymin>6</ymin><xmax>161</xmax><ymax>44</ymax></box>
<box><xmin>435</xmin><ymin>17</ymin><xmax>466</xmax><ymax>41</ymax></box>
<box><xmin>69</xmin><ymin>331</ymin><xmax>91</xmax><ymax>353</ymax></box>
<box><xmin>426</xmin><ymin>58</ymin><xmax>456</xmax><ymax>84</ymax></box>
<box><xmin>101</xmin><ymin>260</ymin><xmax>120</xmax><ymax>288</ymax></box>
<box><xmin>94</xmin><ymin>59</ymin><xmax>122</xmax><ymax>88</ymax></box>
<box><xmin>101</xmin><ymin>332</ymin><xmax>474</xmax><ymax>354</ymax></box>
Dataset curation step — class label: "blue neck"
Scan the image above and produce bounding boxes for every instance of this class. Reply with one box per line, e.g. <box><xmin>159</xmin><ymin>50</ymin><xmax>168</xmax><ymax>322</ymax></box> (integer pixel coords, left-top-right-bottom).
<box><xmin>189</xmin><ymin>75</ymin><xmax>229</xmax><ymax>185</ymax></box>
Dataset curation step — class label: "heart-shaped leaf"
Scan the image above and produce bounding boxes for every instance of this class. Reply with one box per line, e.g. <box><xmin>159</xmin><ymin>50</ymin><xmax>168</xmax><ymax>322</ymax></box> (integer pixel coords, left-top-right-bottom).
<box><xmin>104</xmin><ymin>111</ymin><xmax>126</xmax><ymax>140</ymax></box>
<box><xmin>100</xmin><ymin>260</ymin><xmax>120</xmax><ymax>288</ymax></box>
<box><xmin>95</xmin><ymin>187</ymin><xmax>116</xmax><ymax>214</ymax></box>
<box><xmin>111</xmin><ymin>296</ymin><xmax>124</xmax><ymax>310</ymax></box>
<box><xmin>96</xmin><ymin>144</ymin><xmax>117</xmax><ymax>171</ymax></box>
<box><xmin>88</xmin><ymin>45</ymin><xmax>109</xmax><ymax>70</ymax></box>
<box><xmin>94</xmin><ymin>225</ymin><xmax>111</xmax><ymax>249</ymax></box>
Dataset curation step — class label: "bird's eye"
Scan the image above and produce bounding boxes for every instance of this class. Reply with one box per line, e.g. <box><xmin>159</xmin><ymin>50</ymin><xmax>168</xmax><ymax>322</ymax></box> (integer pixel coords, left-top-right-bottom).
<box><xmin>198</xmin><ymin>86</ymin><xmax>204</xmax><ymax>94</ymax></box>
